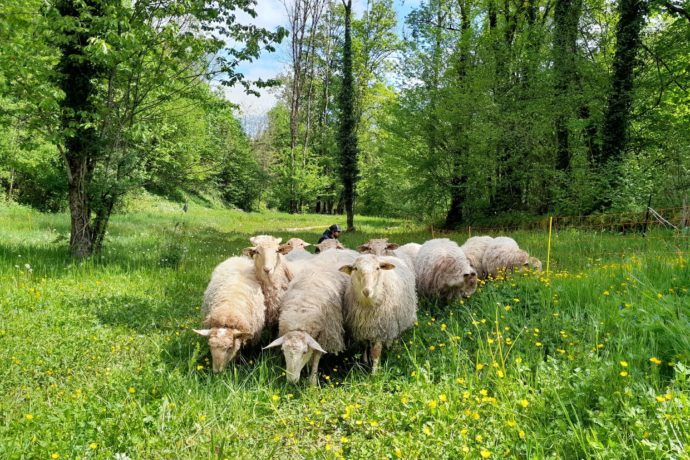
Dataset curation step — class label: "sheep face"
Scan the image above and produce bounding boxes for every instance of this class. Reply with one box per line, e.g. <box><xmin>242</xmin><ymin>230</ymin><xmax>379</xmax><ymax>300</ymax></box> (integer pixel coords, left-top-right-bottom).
<box><xmin>340</xmin><ymin>255</ymin><xmax>395</xmax><ymax>302</ymax></box>
<box><xmin>435</xmin><ymin>256</ymin><xmax>477</xmax><ymax>299</ymax></box>
<box><xmin>357</xmin><ymin>239</ymin><xmax>398</xmax><ymax>256</ymax></box>
<box><xmin>193</xmin><ymin>328</ymin><xmax>250</xmax><ymax>373</ymax></box>
<box><xmin>286</xmin><ymin>238</ymin><xmax>311</xmax><ymax>251</ymax></box>
<box><xmin>528</xmin><ymin>256</ymin><xmax>542</xmax><ymax>271</ymax></box>
<box><xmin>265</xmin><ymin>331</ymin><xmax>327</xmax><ymax>384</ymax></box>
<box><xmin>243</xmin><ymin>236</ymin><xmax>289</xmax><ymax>276</ymax></box>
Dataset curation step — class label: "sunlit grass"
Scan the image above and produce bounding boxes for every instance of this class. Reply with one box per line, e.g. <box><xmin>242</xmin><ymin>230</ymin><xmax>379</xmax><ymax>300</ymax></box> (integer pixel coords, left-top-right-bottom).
<box><xmin>1</xmin><ymin>201</ymin><xmax>688</xmax><ymax>458</ymax></box>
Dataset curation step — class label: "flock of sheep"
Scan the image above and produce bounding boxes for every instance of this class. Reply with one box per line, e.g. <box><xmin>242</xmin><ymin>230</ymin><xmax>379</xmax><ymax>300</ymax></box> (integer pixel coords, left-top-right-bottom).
<box><xmin>193</xmin><ymin>234</ymin><xmax>542</xmax><ymax>384</ymax></box>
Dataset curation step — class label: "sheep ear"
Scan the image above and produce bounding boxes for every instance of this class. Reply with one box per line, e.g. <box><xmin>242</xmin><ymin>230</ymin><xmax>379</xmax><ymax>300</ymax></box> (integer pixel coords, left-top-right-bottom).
<box><xmin>274</xmin><ymin>237</ymin><xmax>283</xmax><ymax>245</ymax></box>
<box><xmin>278</xmin><ymin>244</ymin><xmax>292</xmax><ymax>254</ymax></box>
<box><xmin>386</xmin><ymin>243</ymin><xmax>399</xmax><ymax>250</ymax></box>
<box><xmin>306</xmin><ymin>335</ymin><xmax>327</xmax><ymax>354</ymax></box>
<box><xmin>242</xmin><ymin>247</ymin><xmax>257</xmax><ymax>257</ymax></box>
<box><xmin>379</xmin><ymin>262</ymin><xmax>396</xmax><ymax>270</ymax></box>
<box><xmin>263</xmin><ymin>336</ymin><xmax>285</xmax><ymax>350</ymax></box>
<box><xmin>193</xmin><ymin>329</ymin><xmax>211</xmax><ymax>337</ymax></box>
<box><xmin>339</xmin><ymin>265</ymin><xmax>354</xmax><ymax>275</ymax></box>
<box><xmin>357</xmin><ymin>244</ymin><xmax>370</xmax><ymax>252</ymax></box>
<box><xmin>302</xmin><ymin>242</ymin><xmax>311</xmax><ymax>247</ymax></box>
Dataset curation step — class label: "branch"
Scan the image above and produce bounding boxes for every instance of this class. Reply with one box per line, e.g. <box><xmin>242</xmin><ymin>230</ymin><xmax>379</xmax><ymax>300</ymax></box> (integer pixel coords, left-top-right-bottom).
<box><xmin>664</xmin><ymin>1</ymin><xmax>690</xmax><ymax>22</ymax></box>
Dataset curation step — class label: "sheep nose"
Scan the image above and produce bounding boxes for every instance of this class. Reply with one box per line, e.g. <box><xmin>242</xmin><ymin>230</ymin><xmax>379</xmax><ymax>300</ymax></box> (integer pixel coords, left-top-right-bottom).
<box><xmin>362</xmin><ymin>288</ymin><xmax>371</xmax><ymax>298</ymax></box>
<box><xmin>263</xmin><ymin>266</ymin><xmax>272</xmax><ymax>274</ymax></box>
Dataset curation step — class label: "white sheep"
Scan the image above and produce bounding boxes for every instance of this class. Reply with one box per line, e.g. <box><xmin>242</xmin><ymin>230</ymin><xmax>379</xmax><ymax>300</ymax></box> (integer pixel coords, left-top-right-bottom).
<box><xmin>339</xmin><ymin>254</ymin><xmax>418</xmax><ymax>373</ymax></box>
<box><xmin>314</xmin><ymin>239</ymin><xmax>346</xmax><ymax>253</ymax></box>
<box><xmin>356</xmin><ymin>238</ymin><xmax>415</xmax><ymax>270</ymax></box>
<box><xmin>264</xmin><ymin>259</ymin><xmax>348</xmax><ymax>385</ymax></box>
<box><xmin>242</xmin><ymin>235</ymin><xmax>293</xmax><ymax>327</ymax></box>
<box><xmin>415</xmin><ymin>238</ymin><xmax>478</xmax><ymax>301</ymax></box>
<box><xmin>193</xmin><ymin>256</ymin><xmax>265</xmax><ymax>373</ymax></box>
<box><xmin>460</xmin><ymin>236</ymin><xmax>494</xmax><ymax>278</ymax></box>
<box><xmin>482</xmin><ymin>236</ymin><xmax>542</xmax><ymax>278</ymax></box>
<box><xmin>283</xmin><ymin>237</ymin><xmax>315</xmax><ymax>262</ymax></box>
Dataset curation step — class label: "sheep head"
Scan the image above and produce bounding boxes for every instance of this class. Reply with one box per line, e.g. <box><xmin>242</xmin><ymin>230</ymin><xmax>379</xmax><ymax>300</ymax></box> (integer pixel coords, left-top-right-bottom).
<box><xmin>193</xmin><ymin>328</ymin><xmax>252</xmax><ymax>373</ymax></box>
<box><xmin>433</xmin><ymin>255</ymin><xmax>477</xmax><ymax>299</ymax></box>
<box><xmin>264</xmin><ymin>331</ymin><xmax>326</xmax><ymax>384</ymax></box>
<box><xmin>243</xmin><ymin>235</ymin><xmax>289</xmax><ymax>276</ymax></box>
<box><xmin>527</xmin><ymin>256</ymin><xmax>542</xmax><ymax>272</ymax></box>
<box><xmin>315</xmin><ymin>239</ymin><xmax>346</xmax><ymax>252</ymax></box>
<box><xmin>340</xmin><ymin>255</ymin><xmax>395</xmax><ymax>303</ymax></box>
<box><xmin>357</xmin><ymin>238</ymin><xmax>399</xmax><ymax>256</ymax></box>
<box><xmin>285</xmin><ymin>238</ymin><xmax>311</xmax><ymax>251</ymax></box>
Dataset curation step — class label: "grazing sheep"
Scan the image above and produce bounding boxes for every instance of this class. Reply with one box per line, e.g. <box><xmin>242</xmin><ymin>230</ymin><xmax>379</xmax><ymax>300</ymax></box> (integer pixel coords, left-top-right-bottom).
<box><xmin>264</xmin><ymin>260</ymin><xmax>348</xmax><ymax>385</ymax></box>
<box><xmin>243</xmin><ymin>235</ymin><xmax>293</xmax><ymax>327</ymax></box>
<box><xmin>460</xmin><ymin>236</ymin><xmax>494</xmax><ymax>278</ymax></box>
<box><xmin>357</xmin><ymin>238</ymin><xmax>415</xmax><ymax>270</ymax></box>
<box><xmin>482</xmin><ymin>236</ymin><xmax>542</xmax><ymax>278</ymax></box>
<box><xmin>415</xmin><ymin>238</ymin><xmax>478</xmax><ymax>301</ymax></box>
<box><xmin>283</xmin><ymin>238</ymin><xmax>315</xmax><ymax>262</ymax></box>
<box><xmin>193</xmin><ymin>256</ymin><xmax>265</xmax><ymax>373</ymax></box>
<box><xmin>339</xmin><ymin>254</ymin><xmax>418</xmax><ymax>373</ymax></box>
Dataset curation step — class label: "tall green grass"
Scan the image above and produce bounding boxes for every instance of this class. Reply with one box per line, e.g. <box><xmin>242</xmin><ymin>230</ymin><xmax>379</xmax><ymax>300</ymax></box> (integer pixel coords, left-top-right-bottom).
<box><xmin>1</xmin><ymin>202</ymin><xmax>688</xmax><ymax>459</ymax></box>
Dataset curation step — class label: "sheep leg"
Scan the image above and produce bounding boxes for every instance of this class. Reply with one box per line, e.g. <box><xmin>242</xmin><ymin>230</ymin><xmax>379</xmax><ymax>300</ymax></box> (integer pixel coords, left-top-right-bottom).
<box><xmin>370</xmin><ymin>342</ymin><xmax>383</xmax><ymax>374</ymax></box>
<box><xmin>309</xmin><ymin>351</ymin><xmax>323</xmax><ymax>386</ymax></box>
<box><xmin>362</xmin><ymin>346</ymin><xmax>369</xmax><ymax>364</ymax></box>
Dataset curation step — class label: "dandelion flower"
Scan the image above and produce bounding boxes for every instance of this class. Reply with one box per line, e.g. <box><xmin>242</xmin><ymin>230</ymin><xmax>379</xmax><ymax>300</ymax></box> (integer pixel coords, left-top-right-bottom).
<box><xmin>427</xmin><ymin>400</ymin><xmax>438</xmax><ymax>409</ymax></box>
<box><xmin>196</xmin><ymin>365</ymin><xmax>204</xmax><ymax>370</ymax></box>
<box><xmin>619</xmin><ymin>371</ymin><xmax>628</xmax><ymax>377</ymax></box>
<box><xmin>128</xmin><ymin>387</ymin><xmax>136</xmax><ymax>394</ymax></box>
<box><xmin>272</xmin><ymin>394</ymin><xmax>280</xmax><ymax>402</ymax></box>
<box><xmin>422</xmin><ymin>426</ymin><xmax>432</xmax><ymax>435</ymax></box>
<box><xmin>535</xmin><ymin>342</ymin><xmax>543</xmax><ymax>347</ymax></box>
<box><xmin>326</xmin><ymin>444</ymin><xmax>332</xmax><ymax>450</ymax></box>
<box><xmin>655</xmin><ymin>396</ymin><xmax>665</xmax><ymax>403</ymax></box>
<box><xmin>394</xmin><ymin>448</ymin><xmax>402</xmax><ymax>458</ymax></box>
<box><xmin>480</xmin><ymin>449</ymin><xmax>491</xmax><ymax>458</ymax></box>
<box><xmin>519</xmin><ymin>431</ymin><xmax>526</xmax><ymax>439</ymax></box>
<box><xmin>455</xmin><ymin>377</ymin><xmax>465</xmax><ymax>384</ymax></box>
<box><xmin>51</xmin><ymin>454</ymin><xmax>60</xmax><ymax>459</ymax></box>
<box><xmin>519</xmin><ymin>399</ymin><xmax>529</xmax><ymax>408</ymax></box>
<box><xmin>649</xmin><ymin>357</ymin><xmax>662</xmax><ymax>365</ymax></box>
<box><xmin>89</xmin><ymin>443</ymin><xmax>97</xmax><ymax>449</ymax></box>
<box><xmin>603</xmin><ymin>291</ymin><xmax>610</xmax><ymax>296</ymax></box>
<box><xmin>620</xmin><ymin>361</ymin><xmax>628</xmax><ymax>367</ymax></box>
<box><xmin>475</xmin><ymin>434</ymin><xmax>483</xmax><ymax>443</ymax></box>
<box><xmin>497</xmin><ymin>370</ymin><xmax>505</xmax><ymax>378</ymax></box>
<box><xmin>476</xmin><ymin>363</ymin><xmax>485</xmax><ymax>370</ymax></box>
<box><xmin>25</xmin><ymin>414</ymin><xmax>33</xmax><ymax>420</ymax></box>
<box><xmin>439</xmin><ymin>394</ymin><xmax>447</xmax><ymax>402</ymax></box>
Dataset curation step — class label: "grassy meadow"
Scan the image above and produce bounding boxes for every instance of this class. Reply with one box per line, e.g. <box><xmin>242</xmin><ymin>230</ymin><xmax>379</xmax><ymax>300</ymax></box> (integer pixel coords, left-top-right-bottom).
<box><xmin>1</xmin><ymin>200</ymin><xmax>689</xmax><ymax>459</ymax></box>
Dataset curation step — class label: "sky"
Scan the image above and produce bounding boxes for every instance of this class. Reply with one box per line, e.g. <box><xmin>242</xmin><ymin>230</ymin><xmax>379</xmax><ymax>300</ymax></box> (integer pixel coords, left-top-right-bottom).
<box><xmin>223</xmin><ymin>0</ymin><xmax>422</xmax><ymax>129</ymax></box>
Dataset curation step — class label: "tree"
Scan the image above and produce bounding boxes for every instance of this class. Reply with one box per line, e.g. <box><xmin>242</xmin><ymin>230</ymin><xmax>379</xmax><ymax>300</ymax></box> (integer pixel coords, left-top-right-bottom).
<box><xmin>338</xmin><ymin>0</ymin><xmax>358</xmax><ymax>231</ymax></box>
<box><xmin>43</xmin><ymin>0</ymin><xmax>285</xmax><ymax>257</ymax></box>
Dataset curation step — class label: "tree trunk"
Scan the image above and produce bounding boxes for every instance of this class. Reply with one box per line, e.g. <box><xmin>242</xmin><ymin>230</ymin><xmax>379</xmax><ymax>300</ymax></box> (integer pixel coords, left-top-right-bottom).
<box><xmin>598</xmin><ymin>0</ymin><xmax>646</xmax><ymax>167</ymax></box>
<box><xmin>553</xmin><ymin>0</ymin><xmax>583</xmax><ymax>172</ymax></box>
<box><xmin>338</xmin><ymin>0</ymin><xmax>358</xmax><ymax>231</ymax></box>
<box><xmin>56</xmin><ymin>0</ymin><xmax>104</xmax><ymax>258</ymax></box>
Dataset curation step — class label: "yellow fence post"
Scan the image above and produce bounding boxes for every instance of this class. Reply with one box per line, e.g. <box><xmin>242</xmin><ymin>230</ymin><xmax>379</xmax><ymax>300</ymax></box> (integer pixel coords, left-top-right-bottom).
<box><xmin>546</xmin><ymin>216</ymin><xmax>553</xmax><ymax>276</ymax></box>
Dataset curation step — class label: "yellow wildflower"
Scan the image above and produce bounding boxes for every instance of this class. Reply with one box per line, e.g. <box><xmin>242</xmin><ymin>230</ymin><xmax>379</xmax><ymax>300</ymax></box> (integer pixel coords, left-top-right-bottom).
<box><xmin>395</xmin><ymin>448</ymin><xmax>402</xmax><ymax>458</ymax></box>
<box><xmin>455</xmin><ymin>377</ymin><xmax>465</xmax><ymax>384</ymax></box>
<box><xmin>497</xmin><ymin>370</ymin><xmax>505</xmax><ymax>378</ymax></box>
<box><xmin>620</xmin><ymin>361</ymin><xmax>628</xmax><ymax>367</ymax></box>
<box><xmin>519</xmin><ymin>399</ymin><xmax>529</xmax><ymax>408</ymax></box>
<box><xmin>649</xmin><ymin>357</ymin><xmax>662</xmax><ymax>365</ymax></box>
<box><xmin>476</xmin><ymin>363</ymin><xmax>485</xmax><ymax>370</ymax></box>
<box><xmin>439</xmin><ymin>394</ymin><xmax>447</xmax><ymax>402</ymax></box>
<box><xmin>427</xmin><ymin>400</ymin><xmax>438</xmax><ymax>409</ymax></box>
<box><xmin>51</xmin><ymin>454</ymin><xmax>60</xmax><ymax>459</ymax></box>
<box><xmin>655</xmin><ymin>395</ymin><xmax>665</xmax><ymax>402</ymax></box>
<box><xmin>475</xmin><ymin>434</ymin><xmax>483</xmax><ymax>443</ymax></box>
<box><xmin>25</xmin><ymin>414</ymin><xmax>33</xmax><ymax>420</ymax></box>
<box><xmin>480</xmin><ymin>449</ymin><xmax>491</xmax><ymax>458</ymax></box>
<box><xmin>620</xmin><ymin>371</ymin><xmax>628</xmax><ymax>377</ymax></box>
<box><xmin>89</xmin><ymin>443</ymin><xmax>97</xmax><ymax>449</ymax></box>
<box><xmin>272</xmin><ymin>394</ymin><xmax>280</xmax><ymax>402</ymax></box>
<box><xmin>423</xmin><ymin>426</ymin><xmax>432</xmax><ymax>435</ymax></box>
<box><xmin>519</xmin><ymin>431</ymin><xmax>526</xmax><ymax>439</ymax></box>
<box><xmin>128</xmin><ymin>387</ymin><xmax>136</xmax><ymax>394</ymax></box>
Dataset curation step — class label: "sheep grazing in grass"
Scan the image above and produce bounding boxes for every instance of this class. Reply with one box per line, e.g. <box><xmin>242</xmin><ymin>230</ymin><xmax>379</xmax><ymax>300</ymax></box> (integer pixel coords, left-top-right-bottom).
<box><xmin>415</xmin><ymin>238</ymin><xmax>478</xmax><ymax>301</ymax></box>
<box><xmin>339</xmin><ymin>254</ymin><xmax>418</xmax><ymax>373</ymax></box>
<box><xmin>357</xmin><ymin>238</ymin><xmax>415</xmax><ymax>270</ymax></box>
<box><xmin>460</xmin><ymin>236</ymin><xmax>494</xmax><ymax>278</ymax></box>
<box><xmin>264</xmin><ymin>260</ymin><xmax>348</xmax><ymax>384</ymax></box>
<box><xmin>193</xmin><ymin>256</ymin><xmax>265</xmax><ymax>373</ymax></box>
<box><xmin>242</xmin><ymin>235</ymin><xmax>293</xmax><ymax>327</ymax></box>
<box><xmin>482</xmin><ymin>236</ymin><xmax>542</xmax><ymax>278</ymax></box>
<box><xmin>283</xmin><ymin>238</ymin><xmax>314</xmax><ymax>262</ymax></box>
